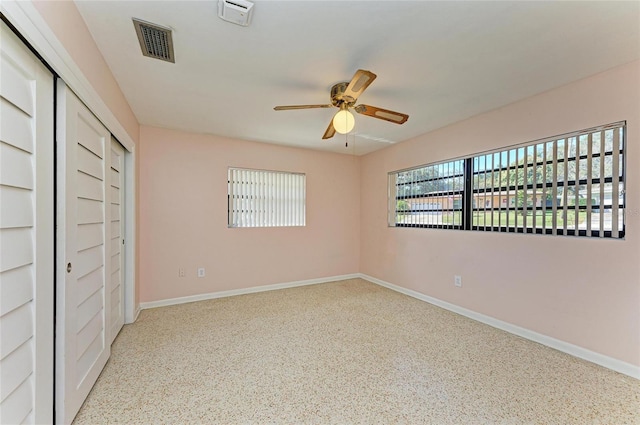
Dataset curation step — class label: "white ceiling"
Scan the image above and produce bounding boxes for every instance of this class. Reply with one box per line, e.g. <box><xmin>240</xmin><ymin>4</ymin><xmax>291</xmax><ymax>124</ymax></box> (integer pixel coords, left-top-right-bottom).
<box><xmin>75</xmin><ymin>1</ymin><xmax>640</xmax><ymax>156</ymax></box>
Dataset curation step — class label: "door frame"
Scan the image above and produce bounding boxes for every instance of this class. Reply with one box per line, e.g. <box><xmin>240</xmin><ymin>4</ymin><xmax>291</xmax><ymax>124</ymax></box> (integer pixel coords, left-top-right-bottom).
<box><xmin>1</xmin><ymin>1</ymin><xmax>139</xmax><ymax>323</ymax></box>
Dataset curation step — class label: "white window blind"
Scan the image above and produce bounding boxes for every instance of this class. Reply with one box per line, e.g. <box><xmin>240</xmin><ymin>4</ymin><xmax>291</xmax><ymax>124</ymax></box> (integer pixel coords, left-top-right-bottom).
<box><xmin>228</xmin><ymin>168</ymin><xmax>306</xmax><ymax>227</ymax></box>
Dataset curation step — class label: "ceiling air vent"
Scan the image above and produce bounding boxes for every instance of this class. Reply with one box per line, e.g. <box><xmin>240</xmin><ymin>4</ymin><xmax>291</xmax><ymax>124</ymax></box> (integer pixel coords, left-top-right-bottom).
<box><xmin>133</xmin><ymin>18</ymin><xmax>175</xmax><ymax>63</ymax></box>
<box><xmin>218</xmin><ymin>0</ymin><xmax>254</xmax><ymax>27</ymax></box>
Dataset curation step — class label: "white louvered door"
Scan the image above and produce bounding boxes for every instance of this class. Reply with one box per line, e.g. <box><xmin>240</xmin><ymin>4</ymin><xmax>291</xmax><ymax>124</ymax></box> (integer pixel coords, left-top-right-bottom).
<box><xmin>56</xmin><ymin>82</ymin><xmax>111</xmax><ymax>425</ymax></box>
<box><xmin>109</xmin><ymin>138</ymin><xmax>125</xmax><ymax>342</ymax></box>
<box><xmin>0</xmin><ymin>21</ymin><xmax>54</xmax><ymax>425</ymax></box>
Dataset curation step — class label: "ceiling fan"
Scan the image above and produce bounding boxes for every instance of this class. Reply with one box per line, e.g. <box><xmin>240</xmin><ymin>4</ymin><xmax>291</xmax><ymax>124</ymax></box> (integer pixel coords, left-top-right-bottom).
<box><xmin>274</xmin><ymin>69</ymin><xmax>409</xmax><ymax>140</ymax></box>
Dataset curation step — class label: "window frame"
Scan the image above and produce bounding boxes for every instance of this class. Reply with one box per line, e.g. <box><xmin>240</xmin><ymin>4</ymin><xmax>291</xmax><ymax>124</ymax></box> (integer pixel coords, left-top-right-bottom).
<box><xmin>388</xmin><ymin>159</ymin><xmax>466</xmax><ymax>230</ymax></box>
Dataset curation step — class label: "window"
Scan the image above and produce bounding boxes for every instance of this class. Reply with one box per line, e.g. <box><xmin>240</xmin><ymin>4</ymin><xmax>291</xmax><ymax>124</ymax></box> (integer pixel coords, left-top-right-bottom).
<box><xmin>389</xmin><ymin>122</ymin><xmax>626</xmax><ymax>238</ymax></box>
<box><xmin>228</xmin><ymin>168</ymin><xmax>306</xmax><ymax>227</ymax></box>
<box><xmin>388</xmin><ymin>160</ymin><xmax>465</xmax><ymax>229</ymax></box>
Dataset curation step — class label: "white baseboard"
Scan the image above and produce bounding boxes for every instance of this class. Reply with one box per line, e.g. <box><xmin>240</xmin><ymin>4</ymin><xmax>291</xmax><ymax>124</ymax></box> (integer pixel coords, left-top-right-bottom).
<box><xmin>359</xmin><ymin>273</ymin><xmax>640</xmax><ymax>380</ymax></box>
<box><xmin>139</xmin><ymin>274</ymin><xmax>361</xmax><ymax>310</ymax></box>
<box><xmin>125</xmin><ymin>306</ymin><xmax>142</xmax><ymax>325</ymax></box>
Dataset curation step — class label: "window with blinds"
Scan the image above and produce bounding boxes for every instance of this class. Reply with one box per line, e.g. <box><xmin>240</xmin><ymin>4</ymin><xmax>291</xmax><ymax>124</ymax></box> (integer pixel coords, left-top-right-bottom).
<box><xmin>389</xmin><ymin>122</ymin><xmax>626</xmax><ymax>239</ymax></box>
<box><xmin>228</xmin><ymin>168</ymin><xmax>306</xmax><ymax>227</ymax></box>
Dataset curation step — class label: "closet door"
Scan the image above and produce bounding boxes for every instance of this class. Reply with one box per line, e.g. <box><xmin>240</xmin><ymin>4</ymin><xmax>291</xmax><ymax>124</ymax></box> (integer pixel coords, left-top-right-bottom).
<box><xmin>0</xmin><ymin>21</ymin><xmax>54</xmax><ymax>425</ymax></box>
<box><xmin>109</xmin><ymin>138</ymin><xmax>125</xmax><ymax>342</ymax></box>
<box><xmin>56</xmin><ymin>81</ymin><xmax>111</xmax><ymax>425</ymax></box>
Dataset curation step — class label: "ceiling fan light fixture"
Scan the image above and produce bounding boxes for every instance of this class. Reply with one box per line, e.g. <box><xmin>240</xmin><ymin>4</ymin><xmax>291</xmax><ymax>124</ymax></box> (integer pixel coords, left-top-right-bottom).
<box><xmin>333</xmin><ymin>109</ymin><xmax>355</xmax><ymax>134</ymax></box>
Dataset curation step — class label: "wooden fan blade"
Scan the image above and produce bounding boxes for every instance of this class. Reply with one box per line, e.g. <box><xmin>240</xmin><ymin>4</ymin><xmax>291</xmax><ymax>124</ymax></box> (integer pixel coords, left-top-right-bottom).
<box><xmin>342</xmin><ymin>70</ymin><xmax>377</xmax><ymax>103</ymax></box>
<box><xmin>322</xmin><ymin>120</ymin><xmax>336</xmax><ymax>139</ymax></box>
<box><xmin>274</xmin><ymin>104</ymin><xmax>332</xmax><ymax>111</ymax></box>
<box><xmin>354</xmin><ymin>104</ymin><xmax>409</xmax><ymax>124</ymax></box>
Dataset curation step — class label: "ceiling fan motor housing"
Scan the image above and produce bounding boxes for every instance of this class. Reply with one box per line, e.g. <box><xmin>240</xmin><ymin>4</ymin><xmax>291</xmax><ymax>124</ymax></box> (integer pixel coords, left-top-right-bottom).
<box><xmin>330</xmin><ymin>82</ymin><xmax>356</xmax><ymax>107</ymax></box>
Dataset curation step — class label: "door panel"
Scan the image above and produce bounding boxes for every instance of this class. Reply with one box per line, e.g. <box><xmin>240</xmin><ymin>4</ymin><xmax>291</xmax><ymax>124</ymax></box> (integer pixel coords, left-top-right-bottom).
<box><xmin>77</xmin><ymin>144</ymin><xmax>104</xmax><ymax>179</ymax></box>
<box><xmin>0</xmin><ymin>54</ymin><xmax>34</xmax><ymax>115</ymax></box>
<box><xmin>77</xmin><ymin>198</ymin><xmax>104</xmax><ymax>224</ymax></box>
<box><xmin>0</xmin><ymin>141</ymin><xmax>34</xmax><ymax>189</ymax></box>
<box><xmin>0</xmin><ymin>186</ymin><xmax>33</xmax><ymax>228</ymax></box>
<box><xmin>76</xmin><ymin>268</ymin><xmax>104</xmax><ymax>309</ymax></box>
<box><xmin>77</xmin><ymin>223</ymin><xmax>104</xmax><ymax>252</ymax></box>
<box><xmin>0</xmin><ymin>267</ymin><xmax>33</xmax><ymax>316</ymax></box>
<box><xmin>0</xmin><ymin>21</ymin><xmax>54</xmax><ymax>425</ymax></box>
<box><xmin>56</xmin><ymin>82</ymin><xmax>111</xmax><ymax>425</ymax></box>
<box><xmin>0</xmin><ymin>97</ymin><xmax>34</xmax><ymax>151</ymax></box>
<box><xmin>76</xmin><ymin>171</ymin><xmax>105</xmax><ymax>201</ymax></box>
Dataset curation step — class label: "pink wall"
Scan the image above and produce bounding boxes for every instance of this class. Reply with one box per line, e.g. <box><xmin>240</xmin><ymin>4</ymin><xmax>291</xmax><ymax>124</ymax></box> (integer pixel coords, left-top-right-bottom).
<box><xmin>33</xmin><ymin>0</ymin><xmax>139</xmax><ymax>144</ymax></box>
<box><xmin>360</xmin><ymin>60</ymin><xmax>640</xmax><ymax>366</ymax></box>
<box><xmin>138</xmin><ymin>126</ymin><xmax>360</xmax><ymax>302</ymax></box>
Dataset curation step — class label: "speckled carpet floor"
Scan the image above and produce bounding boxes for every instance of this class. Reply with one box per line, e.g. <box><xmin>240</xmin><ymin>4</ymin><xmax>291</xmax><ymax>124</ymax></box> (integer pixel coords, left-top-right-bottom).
<box><xmin>73</xmin><ymin>278</ymin><xmax>640</xmax><ymax>424</ymax></box>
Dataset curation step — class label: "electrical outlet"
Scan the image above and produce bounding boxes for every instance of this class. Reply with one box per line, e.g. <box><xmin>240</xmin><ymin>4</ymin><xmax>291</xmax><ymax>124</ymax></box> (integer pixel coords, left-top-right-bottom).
<box><xmin>197</xmin><ymin>268</ymin><xmax>205</xmax><ymax>278</ymax></box>
<box><xmin>454</xmin><ymin>275</ymin><xmax>462</xmax><ymax>287</ymax></box>
<box><xmin>178</xmin><ymin>268</ymin><xmax>185</xmax><ymax>278</ymax></box>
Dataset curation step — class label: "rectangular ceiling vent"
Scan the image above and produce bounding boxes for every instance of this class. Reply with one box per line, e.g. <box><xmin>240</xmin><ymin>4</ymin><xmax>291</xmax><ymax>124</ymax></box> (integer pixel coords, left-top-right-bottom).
<box><xmin>133</xmin><ymin>18</ymin><xmax>175</xmax><ymax>63</ymax></box>
<box><xmin>218</xmin><ymin>0</ymin><xmax>254</xmax><ymax>27</ymax></box>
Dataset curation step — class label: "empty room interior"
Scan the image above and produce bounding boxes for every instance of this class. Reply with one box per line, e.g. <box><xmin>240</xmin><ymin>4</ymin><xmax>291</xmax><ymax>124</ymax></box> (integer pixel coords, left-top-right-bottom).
<box><xmin>1</xmin><ymin>1</ymin><xmax>640</xmax><ymax>424</ymax></box>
